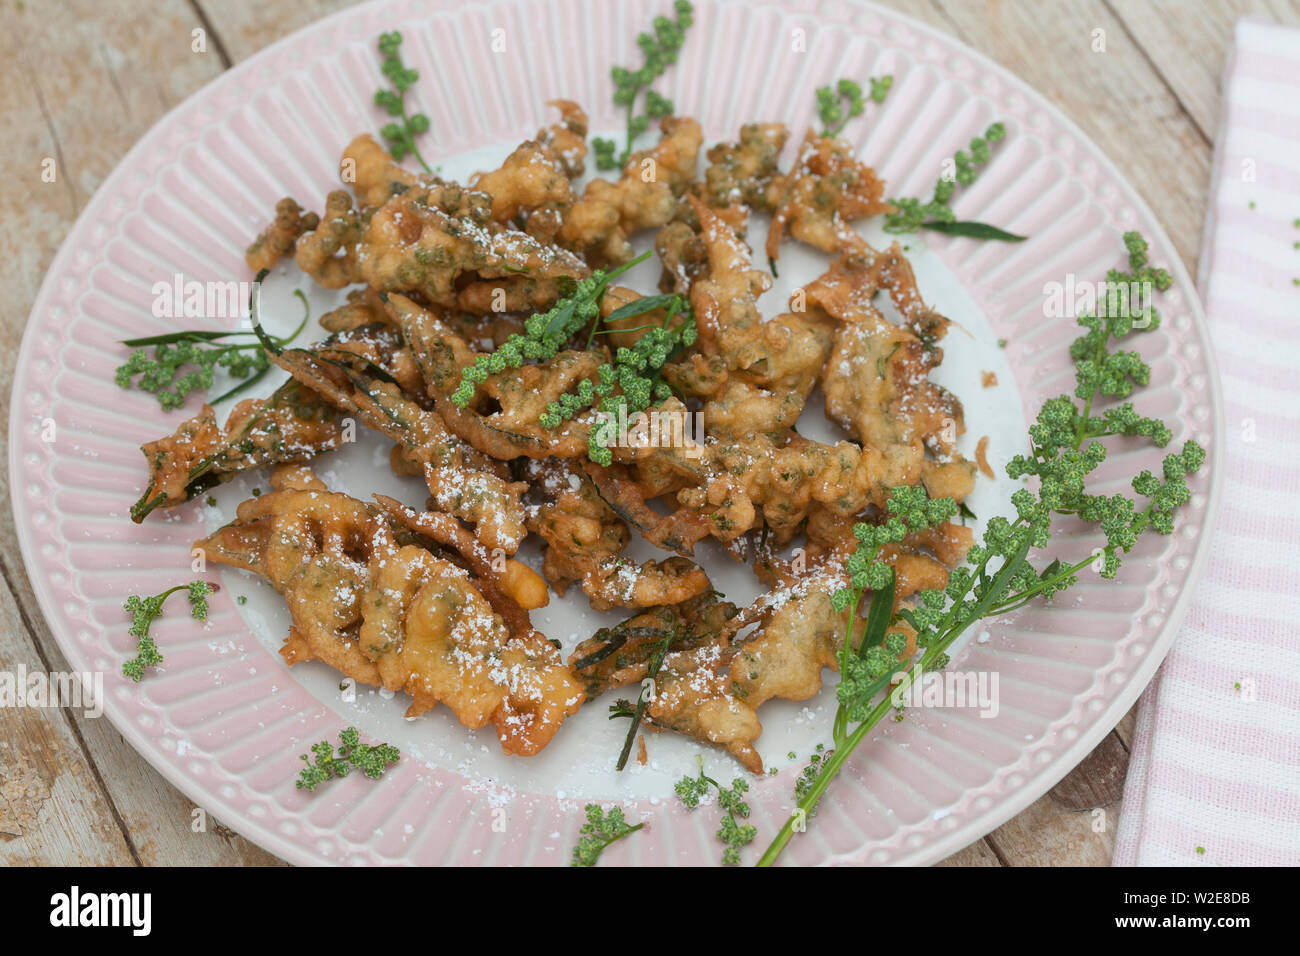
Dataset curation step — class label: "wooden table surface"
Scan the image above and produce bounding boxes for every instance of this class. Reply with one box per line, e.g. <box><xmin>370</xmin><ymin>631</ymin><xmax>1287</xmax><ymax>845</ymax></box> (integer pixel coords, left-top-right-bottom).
<box><xmin>0</xmin><ymin>0</ymin><xmax>1291</xmax><ymax>867</ymax></box>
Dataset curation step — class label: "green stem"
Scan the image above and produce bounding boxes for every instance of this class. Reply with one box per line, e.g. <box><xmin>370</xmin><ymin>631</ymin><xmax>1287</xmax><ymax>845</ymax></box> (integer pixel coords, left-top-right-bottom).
<box><xmin>403</xmin><ymin>105</ymin><xmax>433</xmax><ymax>174</ymax></box>
<box><xmin>757</xmin><ymin>538</ymin><xmax>1032</xmax><ymax>867</ymax></box>
<box><xmin>615</xmin><ymin>626</ymin><xmax>677</xmax><ymax>771</ymax></box>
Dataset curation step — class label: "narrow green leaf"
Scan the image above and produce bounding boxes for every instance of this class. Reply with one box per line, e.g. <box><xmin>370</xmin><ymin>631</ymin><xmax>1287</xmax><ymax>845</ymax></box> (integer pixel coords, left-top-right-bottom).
<box><xmin>857</xmin><ymin>570</ymin><xmax>897</xmax><ymax>658</ymax></box>
<box><xmin>921</xmin><ymin>220</ymin><xmax>1027</xmax><ymax>242</ymax></box>
<box><xmin>604</xmin><ymin>293</ymin><xmax>681</xmax><ymax>324</ymax></box>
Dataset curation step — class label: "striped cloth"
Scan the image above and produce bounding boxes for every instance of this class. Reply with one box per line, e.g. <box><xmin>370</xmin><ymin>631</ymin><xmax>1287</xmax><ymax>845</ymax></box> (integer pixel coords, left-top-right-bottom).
<box><xmin>1113</xmin><ymin>17</ymin><xmax>1300</xmax><ymax>867</ymax></box>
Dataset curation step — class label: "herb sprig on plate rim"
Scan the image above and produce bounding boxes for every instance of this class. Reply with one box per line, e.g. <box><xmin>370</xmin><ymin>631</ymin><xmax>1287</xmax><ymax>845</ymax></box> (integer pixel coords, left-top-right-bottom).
<box><xmin>756</xmin><ymin>231</ymin><xmax>1205</xmax><ymax>866</ymax></box>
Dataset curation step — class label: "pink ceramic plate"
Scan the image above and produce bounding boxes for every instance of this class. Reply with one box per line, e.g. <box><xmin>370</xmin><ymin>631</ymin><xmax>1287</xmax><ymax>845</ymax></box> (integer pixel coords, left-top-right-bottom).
<box><xmin>10</xmin><ymin>0</ymin><xmax>1222</xmax><ymax>866</ymax></box>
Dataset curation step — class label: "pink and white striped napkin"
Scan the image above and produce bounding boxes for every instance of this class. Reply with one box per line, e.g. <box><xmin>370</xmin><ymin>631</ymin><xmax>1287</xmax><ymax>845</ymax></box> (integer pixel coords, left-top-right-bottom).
<box><xmin>1113</xmin><ymin>18</ymin><xmax>1300</xmax><ymax>867</ymax></box>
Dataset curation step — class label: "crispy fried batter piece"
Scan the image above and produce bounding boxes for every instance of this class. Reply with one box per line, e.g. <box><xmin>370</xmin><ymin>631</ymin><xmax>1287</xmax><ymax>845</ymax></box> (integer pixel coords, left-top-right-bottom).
<box><xmin>523</xmin><ymin>459</ymin><xmax>630</xmax><ymax>594</ymax></box>
<box><xmin>392</xmin><ymin>291</ymin><xmax>605</xmax><ymax>461</ymax></box>
<box><xmin>521</xmin><ymin>459</ymin><xmax>710</xmax><ymax>609</ymax></box>
<box><xmin>374</xmin><ymin>495</ymin><xmax>548</xmax><ymax>616</ymax></box>
<box><xmin>536</xmin><ymin>100</ymin><xmax>589</xmax><ymax>177</ymax></box>
<box><xmin>195</xmin><ymin>481</ymin><xmax>391</xmax><ymax>685</ymax></box>
<box><xmin>295</xmin><ymin>189</ymin><xmax>369</xmax><ymax>288</ymax></box>
<box><xmin>270</xmin><ymin>323</ymin><xmax>529</xmax><ymax>553</ymax></box>
<box><xmin>366</xmin><ymin>495</ymin><xmax>579</xmax><ymax>755</ymax></box>
<box><xmin>734</xmin><ymin>513</ymin><xmax>973</xmax><ymax>721</ymax></box>
<box><xmin>132</xmin><ymin>378</ymin><xmax>340</xmax><ymax>522</ymax></box>
<box><xmin>360</xmin><ymin>180</ymin><xmax>589</xmax><ymax>307</ymax></box>
<box><xmin>730</xmin><ymin>573</ymin><xmax>851</xmax><ymax>709</ymax></box>
<box><xmin>472</xmin><ymin>101</ymin><xmax>588</xmax><ymax>231</ymax></box>
<box><xmin>653</xmin><ymin>219</ymin><xmax>707</xmax><ymax>295</ymax></box>
<box><xmin>559</xmin><ymin>116</ymin><xmax>703</xmax><ymax>264</ymax></box>
<box><xmin>318</xmin><ymin>287</ymin><xmax>392</xmax><ymax>333</ymax></box>
<box><xmin>245</xmin><ymin>197</ymin><xmax>320</xmax><ymax>271</ymax></box>
<box><xmin>809</xmin><ymin>247</ymin><xmax>977</xmax><ymax>503</ymax></box>
<box><xmin>701</xmin><ymin>123</ymin><xmax>789</xmax><ymax>210</ymax></box>
<box><xmin>600</xmin><ymin>226</ymin><xmax>976</xmax><ymax>558</ymax></box>
<box><xmin>343</xmin><ymin>133</ymin><xmax>427</xmax><ymax>207</ymax></box>
<box><xmin>455</xmin><ymin>275</ymin><xmax>576</xmax><ymax>314</ymax></box>
<box><xmin>582</xmin><ymin>556</ymin><xmax>711</xmax><ymax>613</ymax></box>
<box><xmin>766</xmin><ymin>129</ymin><xmax>893</xmax><ymax>261</ymax></box>
<box><xmin>651</xmin><ymin>640</ymin><xmax>763</xmax><ymax>773</ymax></box>
<box><xmin>359</xmin><ymin>542</ymin><xmax>581</xmax><ymax>755</ymax></box>
<box><xmin>684</xmin><ymin>194</ymin><xmax>776</xmax><ymax>367</ymax></box>
<box><xmin>569</xmin><ymin>592</ymin><xmax>762</xmax><ymax>772</ymax></box>
<box><xmin>198</xmin><ymin>472</ymin><xmax>580</xmax><ymax>756</ymax></box>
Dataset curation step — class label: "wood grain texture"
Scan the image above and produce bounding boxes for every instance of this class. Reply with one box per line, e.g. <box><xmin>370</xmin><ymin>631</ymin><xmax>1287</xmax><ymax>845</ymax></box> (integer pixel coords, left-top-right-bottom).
<box><xmin>0</xmin><ymin>0</ymin><xmax>1252</xmax><ymax>866</ymax></box>
<box><xmin>1112</xmin><ymin>0</ymin><xmax>1300</xmax><ymax>140</ymax></box>
<box><xmin>0</xmin><ymin>0</ymin><xmax>282</xmax><ymax>867</ymax></box>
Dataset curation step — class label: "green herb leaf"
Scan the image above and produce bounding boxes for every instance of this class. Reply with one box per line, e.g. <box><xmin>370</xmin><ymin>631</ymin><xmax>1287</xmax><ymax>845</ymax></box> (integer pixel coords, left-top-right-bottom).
<box><xmin>121</xmin><ymin>580</ymin><xmax>214</xmax><ymax>681</ymax></box>
<box><xmin>116</xmin><ymin>275</ymin><xmax>309</xmax><ymax>411</ymax></box>
<box><xmin>296</xmin><ymin>726</ymin><xmax>400</xmax><ymax>791</ymax></box>
<box><xmin>674</xmin><ymin>757</ymin><xmax>757</xmax><ymax>866</ymax></box>
<box><xmin>596</xmin><ymin>2</ymin><xmax>695</xmax><ymax>170</ymax></box>
<box><xmin>922</xmin><ymin>220</ymin><xmax>1027</xmax><ymax>242</ymax></box>
<box><xmin>571</xmin><ymin>804</ymin><xmax>643</xmax><ymax>866</ymax></box>
<box><xmin>373</xmin><ymin>31</ymin><xmax>433</xmax><ymax>172</ymax></box>
<box><xmin>816</xmin><ymin>74</ymin><xmax>892</xmax><ymax>138</ymax></box>
<box><xmin>884</xmin><ymin>122</ymin><xmax>1009</xmax><ymax>235</ymax></box>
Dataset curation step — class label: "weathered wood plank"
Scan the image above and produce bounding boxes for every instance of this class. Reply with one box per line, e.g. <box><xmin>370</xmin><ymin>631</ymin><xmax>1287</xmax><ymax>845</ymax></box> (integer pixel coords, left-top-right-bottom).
<box><xmin>0</xmin><ymin>567</ymin><xmax>135</xmax><ymax>865</ymax></box>
<box><xmin>936</xmin><ymin>836</ymin><xmax>1003</xmax><ymax>866</ymax></box>
<box><xmin>0</xmin><ymin>0</ymin><xmax>283</xmax><ymax>867</ymax></box>
<box><xmin>920</xmin><ymin>0</ymin><xmax>1213</xmax><ymax>275</ymax></box>
<box><xmin>1108</xmin><ymin>0</ymin><xmax>1300</xmax><ymax>143</ymax></box>
<box><xmin>1050</xmin><ymin>731</ymin><xmax>1131</xmax><ymax>810</ymax></box>
<box><xmin>194</xmin><ymin>0</ymin><xmax>357</xmax><ymax>63</ymax></box>
<box><xmin>988</xmin><ymin>791</ymin><xmax>1117</xmax><ymax>866</ymax></box>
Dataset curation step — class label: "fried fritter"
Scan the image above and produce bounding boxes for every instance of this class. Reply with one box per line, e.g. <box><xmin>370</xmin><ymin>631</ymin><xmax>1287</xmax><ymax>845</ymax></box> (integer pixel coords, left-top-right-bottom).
<box><xmin>471</xmin><ymin>100</ymin><xmax>589</xmax><ymax>231</ymax></box>
<box><xmin>360</xmin><ymin>180</ymin><xmax>589</xmax><ymax>307</ymax></box>
<box><xmin>198</xmin><ymin>473</ymin><xmax>580</xmax><ymax>756</ymax></box>
<box><xmin>568</xmin><ymin>593</ymin><xmax>762</xmax><ymax>771</ymax></box>
<box><xmin>342</xmin><ymin>132</ymin><xmax>426</xmax><ymax>207</ymax></box>
<box><xmin>523</xmin><ymin>458</ymin><xmax>630</xmax><ymax>594</ymax></box>
<box><xmin>195</xmin><ymin>481</ymin><xmax>391</xmax><ymax>686</ymax></box>
<box><xmin>245</xmin><ymin>197</ymin><xmax>320</xmax><ymax>271</ymax></box>
<box><xmin>294</xmin><ymin>189</ymin><xmax>369</xmax><ymax>288</ymax></box>
<box><xmin>132</xmin><ymin>378</ymin><xmax>340</xmax><ymax>521</ymax></box>
<box><xmin>559</xmin><ymin>116</ymin><xmax>703</xmax><ymax>264</ymax></box>
<box><xmin>269</xmin><ymin>324</ymin><xmax>529</xmax><ymax>552</ymax></box>
<box><xmin>766</xmin><ymin>129</ymin><xmax>893</xmax><ymax>261</ymax></box>
<box><xmin>359</xmin><ymin>543</ymin><xmax>582</xmax><ymax>755</ymax></box>
<box><xmin>701</xmin><ymin>122</ymin><xmax>789</xmax><ymax>210</ymax></box>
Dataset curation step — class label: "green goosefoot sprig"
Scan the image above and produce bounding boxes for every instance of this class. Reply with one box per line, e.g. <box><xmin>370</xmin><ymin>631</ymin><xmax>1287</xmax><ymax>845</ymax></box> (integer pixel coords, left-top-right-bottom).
<box><xmin>115</xmin><ymin>289</ymin><xmax>310</xmax><ymax>410</ymax></box>
<box><xmin>571</xmin><ymin>804</ymin><xmax>645</xmax><ymax>866</ymax></box>
<box><xmin>593</xmin><ymin>1</ymin><xmax>695</xmax><ymax>170</ymax></box>
<box><xmin>296</xmin><ymin>727</ymin><xmax>400</xmax><ymax>791</ymax></box>
<box><xmin>816</xmin><ymin>75</ymin><xmax>893</xmax><ymax>138</ymax></box>
<box><xmin>675</xmin><ymin>757</ymin><xmax>757</xmax><ymax>866</ymax></box>
<box><xmin>448</xmin><ymin>251</ymin><xmax>653</xmax><ymax>412</ymax></box>
<box><xmin>756</xmin><ymin>231</ymin><xmax>1206</xmax><ymax>866</ymax></box>
<box><xmin>121</xmin><ymin>581</ymin><xmax>214</xmax><ymax>681</ymax></box>
<box><xmin>541</xmin><ymin>292</ymin><xmax>698</xmax><ymax>466</ymax></box>
<box><xmin>884</xmin><ymin>122</ymin><xmax>1023</xmax><ymax>240</ymax></box>
<box><xmin>374</xmin><ymin>31</ymin><xmax>433</xmax><ymax>172</ymax></box>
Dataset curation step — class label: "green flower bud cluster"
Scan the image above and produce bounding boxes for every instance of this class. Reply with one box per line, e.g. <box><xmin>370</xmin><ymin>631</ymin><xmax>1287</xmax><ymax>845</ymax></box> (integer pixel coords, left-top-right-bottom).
<box><xmin>450</xmin><ymin>254</ymin><xmax>650</xmax><ymax>408</ymax></box>
<box><xmin>373</xmin><ymin>31</ymin><xmax>432</xmax><ymax>171</ymax></box>
<box><xmin>537</xmin><ymin>295</ymin><xmax>697</xmax><ymax>466</ymax></box>
<box><xmin>593</xmin><ymin>2</ymin><xmax>695</xmax><ymax>171</ymax></box>
<box><xmin>884</xmin><ymin>122</ymin><xmax>1006</xmax><ymax>232</ymax></box>
<box><xmin>816</xmin><ymin>75</ymin><xmax>893</xmax><ymax>138</ymax></box>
